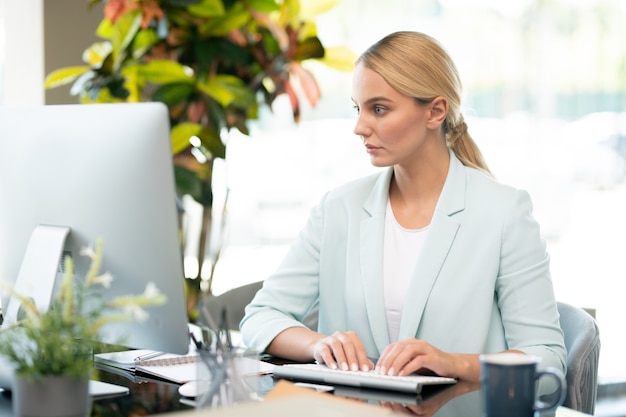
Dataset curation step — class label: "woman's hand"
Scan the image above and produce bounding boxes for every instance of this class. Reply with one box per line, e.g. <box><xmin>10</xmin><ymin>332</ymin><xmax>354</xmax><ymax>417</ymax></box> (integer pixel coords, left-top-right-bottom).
<box><xmin>312</xmin><ymin>330</ymin><xmax>375</xmax><ymax>372</ymax></box>
<box><xmin>376</xmin><ymin>338</ymin><xmax>479</xmax><ymax>381</ymax></box>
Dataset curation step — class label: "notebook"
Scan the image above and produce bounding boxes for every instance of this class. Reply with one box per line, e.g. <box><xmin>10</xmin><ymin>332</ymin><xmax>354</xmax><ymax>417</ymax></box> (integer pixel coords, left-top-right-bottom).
<box><xmin>94</xmin><ymin>349</ymin><xmax>275</xmax><ymax>385</ymax></box>
<box><xmin>272</xmin><ymin>363</ymin><xmax>457</xmax><ymax>394</ymax></box>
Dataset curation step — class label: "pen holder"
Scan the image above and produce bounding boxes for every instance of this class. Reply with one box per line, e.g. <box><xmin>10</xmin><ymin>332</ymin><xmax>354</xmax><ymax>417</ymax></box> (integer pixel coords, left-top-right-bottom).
<box><xmin>195</xmin><ymin>347</ymin><xmax>260</xmax><ymax>409</ymax></box>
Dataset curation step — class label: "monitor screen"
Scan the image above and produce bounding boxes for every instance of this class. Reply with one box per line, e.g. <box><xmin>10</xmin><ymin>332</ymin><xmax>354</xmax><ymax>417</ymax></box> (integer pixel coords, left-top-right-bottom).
<box><xmin>0</xmin><ymin>103</ymin><xmax>190</xmax><ymax>357</ymax></box>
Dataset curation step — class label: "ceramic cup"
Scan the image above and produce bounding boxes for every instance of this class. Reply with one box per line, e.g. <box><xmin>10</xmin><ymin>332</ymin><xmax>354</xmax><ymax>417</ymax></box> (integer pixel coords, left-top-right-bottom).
<box><xmin>479</xmin><ymin>353</ymin><xmax>566</xmax><ymax>417</ymax></box>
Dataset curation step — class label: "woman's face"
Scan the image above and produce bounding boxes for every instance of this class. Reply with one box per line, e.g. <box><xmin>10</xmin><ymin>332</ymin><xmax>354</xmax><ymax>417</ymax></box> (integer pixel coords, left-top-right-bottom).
<box><xmin>352</xmin><ymin>63</ymin><xmax>437</xmax><ymax>168</ymax></box>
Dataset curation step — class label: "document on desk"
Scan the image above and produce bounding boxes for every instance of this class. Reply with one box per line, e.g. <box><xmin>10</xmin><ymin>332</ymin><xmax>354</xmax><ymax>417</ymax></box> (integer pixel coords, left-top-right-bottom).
<box><xmin>94</xmin><ymin>349</ymin><xmax>275</xmax><ymax>385</ymax></box>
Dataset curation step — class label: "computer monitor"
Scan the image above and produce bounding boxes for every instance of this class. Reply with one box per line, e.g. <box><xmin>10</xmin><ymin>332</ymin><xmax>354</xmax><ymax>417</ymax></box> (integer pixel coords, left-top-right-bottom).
<box><xmin>0</xmin><ymin>103</ymin><xmax>190</xmax><ymax>359</ymax></box>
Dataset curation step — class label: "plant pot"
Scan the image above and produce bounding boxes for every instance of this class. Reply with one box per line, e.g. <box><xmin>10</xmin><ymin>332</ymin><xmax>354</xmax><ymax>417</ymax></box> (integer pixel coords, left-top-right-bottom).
<box><xmin>13</xmin><ymin>375</ymin><xmax>91</xmax><ymax>417</ymax></box>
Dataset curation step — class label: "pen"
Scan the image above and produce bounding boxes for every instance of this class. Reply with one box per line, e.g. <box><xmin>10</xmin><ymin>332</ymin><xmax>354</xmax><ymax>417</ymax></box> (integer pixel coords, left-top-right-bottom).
<box><xmin>190</xmin><ymin>332</ymin><xmax>204</xmax><ymax>350</ymax></box>
<box><xmin>134</xmin><ymin>351</ymin><xmax>164</xmax><ymax>362</ymax></box>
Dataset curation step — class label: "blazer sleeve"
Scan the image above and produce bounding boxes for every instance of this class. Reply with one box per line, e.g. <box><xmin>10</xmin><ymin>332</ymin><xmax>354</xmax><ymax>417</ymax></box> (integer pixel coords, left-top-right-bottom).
<box><xmin>496</xmin><ymin>188</ymin><xmax>566</xmax><ymax>374</ymax></box>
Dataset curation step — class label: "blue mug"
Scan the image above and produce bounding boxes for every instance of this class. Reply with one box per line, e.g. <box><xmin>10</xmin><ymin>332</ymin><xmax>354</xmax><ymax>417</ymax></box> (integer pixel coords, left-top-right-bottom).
<box><xmin>479</xmin><ymin>353</ymin><xmax>566</xmax><ymax>417</ymax></box>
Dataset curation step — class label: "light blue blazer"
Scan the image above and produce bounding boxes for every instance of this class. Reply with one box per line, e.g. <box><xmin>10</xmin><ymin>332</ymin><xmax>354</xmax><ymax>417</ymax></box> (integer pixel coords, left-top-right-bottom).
<box><xmin>241</xmin><ymin>151</ymin><xmax>566</xmax><ymax>374</ymax></box>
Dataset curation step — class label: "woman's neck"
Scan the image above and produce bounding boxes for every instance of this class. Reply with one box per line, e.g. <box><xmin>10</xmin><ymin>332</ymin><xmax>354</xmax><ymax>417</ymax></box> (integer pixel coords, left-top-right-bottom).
<box><xmin>389</xmin><ymin>146</ymin><xmax>450</xmax><ymax>229</ymax></box>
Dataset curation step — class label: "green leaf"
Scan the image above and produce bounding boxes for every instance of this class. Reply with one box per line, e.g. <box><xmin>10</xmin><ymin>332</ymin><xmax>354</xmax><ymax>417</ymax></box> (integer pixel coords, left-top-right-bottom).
<box><xmin>198</xmin><ymin>175</ymin><xmax>214</xmax><ymax>207</ymax></box>
<box><xmin>178</xmin><ymin>165</ymin><xmax>213</xmax><ymax>207</ymax></box>
<box><xmin>247</xmin><ymin>0</ymin><xmax>280</xmax><ymax>13</ymax></box>
<box><xmin>197</xmin><ymin>75</ymin><xmax>239</xmax><ymax>107</ymax></box>
<box><xmin>197</xmin><ymin>127</ymin><xmax>225</xmax><ymax>159</ymax></box>
<box><xmin>171</xmin><ymin>123</ymin><xmax>203</xmax><ymax>154</ymax></box>
<box><xmin>299</xmin><ymin>0</ymin><xmax>339</xmax><ymax>19</ymax></box>
<box><xmin>152</xmin><ymin>83</ymin><xmax>194</xmax><ymax>107</ymax></box>
<box><xmin>111</xmin><ymin>10</ymin><xmax>142</xmax><ymax>71</ymax></box>
<box><xmin>205</xmin><ymin>97</ymin><xmax>227</xmax><ymax>131</ymax></box>
<box><xmin>293</xmin><ymin>37</ymin><xmax>325</xmax><ymax>61</ymax></box>
<box><xmin>193</xmin><ymin>38</ymin><xmax>252</xmax><ymax>73</ymax></box>
<box><xmin>95</xmin><ymin>18</ymin><xmax>114</xmax><ymax>40</ymax></box>
<box><xmin>107</xmin><ymin>77</ymin><xmax>131</xmax><ymax>100</ymax></box>
<box><xmin>187</xmin><ymin>0</ymin><xmax>225</xmax><ymax>17</ymax></box>
<box><xmin>161</xmin><ymin>0</ymin><xmax>202</xmax><ymax>6</ymax></box>
<box><xmin>44</xmin><ymin>66</ymin><xmax>91</xmax><ymax>89</ymax></box>
<box><xmin>197</xmin><ymin>75</ymin><xmax>255</xmax><ymax>109</ymax></box>
<box><xmin>120</xmin><ymin>64</ymin><xmax>142</xmax><ymax>101</ymax></box>
<box><xmin>318</xmin><ymin>45</ymin><xmax>357</xmax><ymax>72</ymax></box>
<box><xmin>132</xmin><ymin>29</ymin><xmax>161</xmax><ymax>59</ymax></box>
<box><xmin>137</xmin><ymin>60</ymin><xmax>194</xmax><ymax>84</ymax></box>
<box><xmin>279</xmin><ymin>0</ymin><xmax>301</xmax><ymax>27</ymax></box>
<box><xmin>259</xmin><ymin>27</ymin><xmax>281</xmax><ymax>56</ymax></box>
<box><xmin>174</xmin><ymin>166</ymin><xmax>204</xmax><ymax>201</ymax></box>
<box><xmin>199</xmin><ymin>3</ymin><xmax>251</xmax><ymax>37</ymax></box>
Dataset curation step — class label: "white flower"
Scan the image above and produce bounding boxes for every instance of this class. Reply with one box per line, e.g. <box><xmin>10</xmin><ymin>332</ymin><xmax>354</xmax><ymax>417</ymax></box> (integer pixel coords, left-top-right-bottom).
<box><xmin>79</xmin><ymin>245</ymin><xmax>96</xmax><ymax>259</ymax></box>
<box><xmin>124</xmin><ymin>304</ymin><xmax>150</xmax><ymax>322</ymax></box>
<box><xmin>143</xmin><ymin>282</ymin><xmax>161</xmax><ymax>298</ymax></box>
<box><xmin>90</xmin><ymin>272</ymin><xmax>114</xmax><ymax>288</ymax></box>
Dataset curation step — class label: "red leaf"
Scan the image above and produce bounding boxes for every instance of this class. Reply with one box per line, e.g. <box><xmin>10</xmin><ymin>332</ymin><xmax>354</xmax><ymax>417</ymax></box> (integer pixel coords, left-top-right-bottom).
<box><xmin>104</xmin><ymin>0</ymin><xmax>138</xmax><ymax>24</ymax></box>
<box><xmin>141</xmin><ymin>0</ymin><xmax>165</xmax><ymax>29</ymax></box>
<box><xmin>284</xmin><ymin>79</ymin><xmax>300</xmax><ymax>123</ymax></box>
<box><xmin>289</xmin><ymin>62</ymin><xmax>320</xmax><ymax>107</ymax></box>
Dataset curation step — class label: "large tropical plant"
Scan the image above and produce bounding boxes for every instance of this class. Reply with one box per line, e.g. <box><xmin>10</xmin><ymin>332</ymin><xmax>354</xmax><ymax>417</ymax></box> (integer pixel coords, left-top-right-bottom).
<box><xmin>45</xmin><ymin>0</ymin><xmax>354</xmax><ymax>306</ymax></box>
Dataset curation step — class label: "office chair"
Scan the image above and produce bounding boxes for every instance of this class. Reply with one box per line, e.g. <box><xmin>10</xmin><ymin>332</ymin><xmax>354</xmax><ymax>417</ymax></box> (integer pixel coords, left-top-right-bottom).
<box><xmin>200</xmin><ymin>281</ymin><xmax>264</xmax><ymax>330</ymax></box>
<box><xmin>200</xmin><ymin>280</ymin><xmax>320</xmax><ymax>331</ymax></box>
<box><xmin>557</xmin><ymin>301</ymin><xmax>601</xmax><ymax>414</ymax></box>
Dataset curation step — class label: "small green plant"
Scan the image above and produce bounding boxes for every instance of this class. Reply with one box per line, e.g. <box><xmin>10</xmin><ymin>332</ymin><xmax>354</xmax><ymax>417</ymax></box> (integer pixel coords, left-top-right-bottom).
<box><xmin>0</xmin><ymin>239</ymin><xmax>166</xmax><ymax>380</ymax></box>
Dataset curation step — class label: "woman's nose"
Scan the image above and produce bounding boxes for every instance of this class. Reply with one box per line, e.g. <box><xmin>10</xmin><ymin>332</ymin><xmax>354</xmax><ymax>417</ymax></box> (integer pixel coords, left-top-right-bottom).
<box><xmin>353</xmin><ymin>114</ymin><xmax>369</xmax><ymax>138</ymax></box>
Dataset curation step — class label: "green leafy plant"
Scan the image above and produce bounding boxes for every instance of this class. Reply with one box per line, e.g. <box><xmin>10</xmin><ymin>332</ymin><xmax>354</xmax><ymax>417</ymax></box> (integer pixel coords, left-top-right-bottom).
<box><xmin>0</xmin><ymin>239</ymin><xmax>166</xmax><ymax>380</ymax></box>
<box><xmin>44</xmin><ymin>0</ymin><xmax>354</xmax><ymax>300</ymax></box>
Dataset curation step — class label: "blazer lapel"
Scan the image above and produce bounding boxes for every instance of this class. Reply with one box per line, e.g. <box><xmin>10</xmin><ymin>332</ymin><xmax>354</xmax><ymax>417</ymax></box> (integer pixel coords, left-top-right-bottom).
<box><xmin>360</xmin><ymin>168</ymin><xmax>393</xmax><ymax>354</ymax></box>
<box><xmin>398</xmin><ymin>152</ymin><xmax>466</xmax><ymax>340</ymax></box>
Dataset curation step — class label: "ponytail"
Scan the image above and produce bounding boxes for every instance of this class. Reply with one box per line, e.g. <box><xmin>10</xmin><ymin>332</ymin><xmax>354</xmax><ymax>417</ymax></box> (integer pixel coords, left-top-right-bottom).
<box><xmin>445</xmin><ymin>115</ymin><xmax>492</xmax><ymax>176</ymax></box>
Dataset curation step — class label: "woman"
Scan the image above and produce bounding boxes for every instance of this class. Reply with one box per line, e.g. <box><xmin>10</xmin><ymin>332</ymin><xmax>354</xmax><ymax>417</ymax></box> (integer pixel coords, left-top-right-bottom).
<box><xmin>240</xmin><ymin>31</ymin><xmax>566</xmax><ymax>383</ymax></box>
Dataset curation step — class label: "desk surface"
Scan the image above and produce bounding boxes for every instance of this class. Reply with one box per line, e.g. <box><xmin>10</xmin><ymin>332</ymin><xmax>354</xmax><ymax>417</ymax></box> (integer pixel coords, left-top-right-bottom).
<box><xmin>0</xmin><ymin>365</ymin><xmax>590</xmax><ymax>417</ymax></box>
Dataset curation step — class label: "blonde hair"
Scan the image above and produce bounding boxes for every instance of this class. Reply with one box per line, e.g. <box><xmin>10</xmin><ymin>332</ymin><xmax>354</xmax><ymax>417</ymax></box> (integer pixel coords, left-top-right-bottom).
<box><xmin>357</xmin><ymin>31</ymin><xmax>491</xmax><ymax>175</ymax></box>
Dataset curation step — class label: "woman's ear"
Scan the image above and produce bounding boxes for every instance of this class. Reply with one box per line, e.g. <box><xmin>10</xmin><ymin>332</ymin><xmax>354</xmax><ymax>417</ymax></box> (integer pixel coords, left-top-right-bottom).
<box><xmin>427</xmin><ymin>97</ymin><xmax>448</xmax><ymax>129</ymax></box>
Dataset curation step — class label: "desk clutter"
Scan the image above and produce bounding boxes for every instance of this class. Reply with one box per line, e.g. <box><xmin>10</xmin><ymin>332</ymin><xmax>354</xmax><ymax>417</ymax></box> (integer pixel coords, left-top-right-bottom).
<box><xmin>95</xmin><ymin>305</ymin><xmax>274</xmax><ymax>410</ymax></box>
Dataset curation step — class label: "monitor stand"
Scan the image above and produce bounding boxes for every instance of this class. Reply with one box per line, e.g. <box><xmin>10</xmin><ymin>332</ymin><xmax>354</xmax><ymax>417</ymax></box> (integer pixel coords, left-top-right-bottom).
<box><xmin>0</xmin><ymin>224</ymin><xmax>70</xmax><ymax>390</ymax></box>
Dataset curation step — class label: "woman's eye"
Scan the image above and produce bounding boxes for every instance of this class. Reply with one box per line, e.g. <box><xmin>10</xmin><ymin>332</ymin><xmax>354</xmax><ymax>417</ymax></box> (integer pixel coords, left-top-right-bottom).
<box><xmin>353</xmin><ymin>105</ymin><xmax>360</xmax><ymax>114</ymax></box>
<box><xmin>374</xmin><ymin>106</ymin><xmax>385</xmax><ymax>115</ymax></box>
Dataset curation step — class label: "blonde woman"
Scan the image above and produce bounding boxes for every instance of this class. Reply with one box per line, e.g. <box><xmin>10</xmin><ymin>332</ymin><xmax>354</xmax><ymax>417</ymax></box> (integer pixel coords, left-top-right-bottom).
<box><xmin>241</xmin><ymin>31</ymin><xmax>566</xmax><ymax>384</ymax></box>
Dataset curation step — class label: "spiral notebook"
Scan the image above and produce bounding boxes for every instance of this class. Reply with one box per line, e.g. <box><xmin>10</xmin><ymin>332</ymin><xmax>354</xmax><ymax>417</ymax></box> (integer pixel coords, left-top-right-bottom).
<box><xmin>94</xmin><ymin>350</ymin><xmax>201</xmax><ymax>384</ymax></box>
<box><xmin>94</xmin><ymin>349</ymin><xmax>274</xmax><ymax>385</ymax></box>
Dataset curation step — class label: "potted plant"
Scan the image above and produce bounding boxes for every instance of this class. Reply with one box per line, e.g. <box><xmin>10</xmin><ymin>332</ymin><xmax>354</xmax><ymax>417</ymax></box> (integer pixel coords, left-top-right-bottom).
<box><xmin>0</xmin><ymin>239</ymin><xmax>166</xmax><ymax>417</ymax></box>
<box><xmin>43</xmin><ymin>0</ymin><xmax>354</xmax><ymax>314</ymax></box>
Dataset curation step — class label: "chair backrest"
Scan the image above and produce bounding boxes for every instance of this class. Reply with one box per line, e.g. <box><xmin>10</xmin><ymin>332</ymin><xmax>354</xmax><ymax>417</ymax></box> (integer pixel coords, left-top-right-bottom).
<box><xmin>200</xmin><ymin>281</ymin><xmax>264</xmax><ymax>330</ymax></box>
<box><xmin>200</xmin><ymin>280</ymin><xmax>320</xmax><ymax>331</ymax></box>
<box><xmin>557</xmin><ymin>301</ymin><xmax>601</xmax><ymax>414</ymax></box>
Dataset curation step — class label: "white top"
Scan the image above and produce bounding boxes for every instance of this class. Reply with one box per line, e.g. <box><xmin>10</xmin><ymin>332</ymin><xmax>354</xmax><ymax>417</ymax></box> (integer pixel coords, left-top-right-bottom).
<box><xmin>383</xmin><ymin>199</ymin><xmax>430</xmax><ymax>343</ymax></box>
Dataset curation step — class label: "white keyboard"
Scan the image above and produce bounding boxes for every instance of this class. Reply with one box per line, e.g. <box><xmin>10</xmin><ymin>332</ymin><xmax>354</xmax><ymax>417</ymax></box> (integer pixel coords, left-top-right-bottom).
<box><xmin>273</xmin><ymin>363</ymin><xmax>457</xmax><ymax>394</ymax></box>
